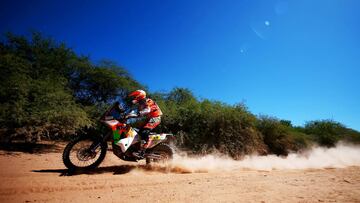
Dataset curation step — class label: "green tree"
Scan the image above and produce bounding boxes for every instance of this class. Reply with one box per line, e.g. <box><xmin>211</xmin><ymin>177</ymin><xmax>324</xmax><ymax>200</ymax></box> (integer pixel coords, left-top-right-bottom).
<box><xmin>0</xmin><ymin>32</ymin><xmax>142</xmax><ymax>142</ymax></box>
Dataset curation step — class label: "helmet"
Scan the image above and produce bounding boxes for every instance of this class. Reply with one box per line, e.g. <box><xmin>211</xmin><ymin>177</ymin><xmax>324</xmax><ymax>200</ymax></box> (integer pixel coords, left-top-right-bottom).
<box><xmin>128</xmin><ymin>90</ymin><xmax>146</xmax><ymax>104</ymax></box>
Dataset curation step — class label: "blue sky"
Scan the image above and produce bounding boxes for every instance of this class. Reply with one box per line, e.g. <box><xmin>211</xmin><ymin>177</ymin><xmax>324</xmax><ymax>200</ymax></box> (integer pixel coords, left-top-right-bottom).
<box><xmin>1</xmin><ymin>0</ymin><xmax>360</xmax><ymax>130</ymax></box>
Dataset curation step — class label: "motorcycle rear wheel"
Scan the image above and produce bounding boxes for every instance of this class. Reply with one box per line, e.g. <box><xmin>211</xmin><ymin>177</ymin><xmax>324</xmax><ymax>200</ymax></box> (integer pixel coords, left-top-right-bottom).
<box><xmin>146</xmin><ymin>143</ymin><xmax>173</xmax><ymax>164</ymax></box>
<box><xmin>62</xmin><ymin>136</ymin><xmax>107</xmax><ymax>170</ymax></box>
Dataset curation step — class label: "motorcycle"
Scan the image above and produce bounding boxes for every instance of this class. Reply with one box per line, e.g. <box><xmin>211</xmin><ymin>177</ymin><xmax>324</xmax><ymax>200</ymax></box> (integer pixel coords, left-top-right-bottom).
<box><xmin>62</xmin><ymin>102</ymin><xmax>175</xmax><ymax>170</ymax></box>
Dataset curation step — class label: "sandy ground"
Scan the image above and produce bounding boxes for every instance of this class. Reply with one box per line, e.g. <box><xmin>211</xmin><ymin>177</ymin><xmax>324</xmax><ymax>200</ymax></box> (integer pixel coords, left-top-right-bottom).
<box><xmin>0</xmin><ymin>144</ymin><xmax>360</xmax><ymax>203</ymax></box>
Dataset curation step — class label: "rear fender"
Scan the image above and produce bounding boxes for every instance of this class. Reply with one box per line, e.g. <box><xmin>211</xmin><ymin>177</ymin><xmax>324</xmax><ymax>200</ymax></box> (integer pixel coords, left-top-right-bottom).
<box><xmin>146</xmin><ymin>133</ymin><xmax>175</xmax><ymax>149</ymax></box>
<box><xmin>163</xmin><ymin>134</ymin><xmax>176</xmax><ymax>144</ymax></box>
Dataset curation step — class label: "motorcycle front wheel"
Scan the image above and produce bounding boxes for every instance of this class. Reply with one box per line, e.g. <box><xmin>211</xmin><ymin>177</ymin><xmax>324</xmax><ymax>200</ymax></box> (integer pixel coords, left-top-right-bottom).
<box><xmin>62</xmin><ymin>135</ymin><xmax>107</xmax><ymax>170</ymax></box>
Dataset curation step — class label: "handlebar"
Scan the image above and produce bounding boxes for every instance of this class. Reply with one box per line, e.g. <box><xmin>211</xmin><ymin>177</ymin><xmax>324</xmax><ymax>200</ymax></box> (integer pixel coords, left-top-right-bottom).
<box><xmin>100</xmin><ymin>102</ymin><xmax>139</xmax><ymax>123</ymax></box>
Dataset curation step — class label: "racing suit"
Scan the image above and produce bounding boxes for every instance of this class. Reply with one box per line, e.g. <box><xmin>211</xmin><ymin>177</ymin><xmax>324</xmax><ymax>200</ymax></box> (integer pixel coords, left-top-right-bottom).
<box><xmin>136</xmin><ymin>98</ymin><xmax>162</xmax><ymax>149</ymax></box>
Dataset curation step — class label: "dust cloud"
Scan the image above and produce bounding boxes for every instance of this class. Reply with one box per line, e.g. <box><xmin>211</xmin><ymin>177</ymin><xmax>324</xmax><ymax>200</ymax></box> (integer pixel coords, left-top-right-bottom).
<box><xmin>167</xmin><ymin>143</ymin><xmax>360</xmax><ymax>172</ymax></box>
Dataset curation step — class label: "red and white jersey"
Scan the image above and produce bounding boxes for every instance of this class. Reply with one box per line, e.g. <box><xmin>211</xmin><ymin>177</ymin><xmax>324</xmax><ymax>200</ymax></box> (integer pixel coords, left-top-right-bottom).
<box><xmin>138</xmin><ymin>98</ymin><xmax>163</xmax><ymax>118</ymax></box>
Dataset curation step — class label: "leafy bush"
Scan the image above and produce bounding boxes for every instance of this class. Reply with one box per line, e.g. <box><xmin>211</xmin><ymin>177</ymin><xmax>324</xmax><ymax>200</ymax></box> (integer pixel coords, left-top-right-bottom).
<box><xmin>304</xmin><ymin>120</ymin><xmax>360</xmax><ymax>146</ymax></box>
<box><xmin>256</xmin><ymin>116</ymin><xmax>312</xmax><ymax>155</ymax></box>
<box><xmin>154</xmin><ymin>89</ymin><xmax>267</xmax><ymax>158</ymax></box>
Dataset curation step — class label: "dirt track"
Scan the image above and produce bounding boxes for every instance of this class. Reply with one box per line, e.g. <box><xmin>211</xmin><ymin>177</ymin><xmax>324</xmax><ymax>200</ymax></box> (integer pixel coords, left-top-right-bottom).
<box><xmin>0</xmin><ymin>145</ymin><xmax>360</xmax><ymax>203</ymax></box>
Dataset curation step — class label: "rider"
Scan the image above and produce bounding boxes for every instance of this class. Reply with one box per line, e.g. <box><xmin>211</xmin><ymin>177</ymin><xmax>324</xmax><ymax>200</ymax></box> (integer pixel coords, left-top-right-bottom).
<box><xmin>126</xmin><ymin>90</ymin><xmax>162</xmax><ymax>158</ymax></box>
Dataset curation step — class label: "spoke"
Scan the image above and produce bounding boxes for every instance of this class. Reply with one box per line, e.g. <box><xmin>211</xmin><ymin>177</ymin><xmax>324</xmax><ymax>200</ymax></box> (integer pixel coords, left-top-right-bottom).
<box><xmin>68</xmin><ymin>139</ymin><xmax>102</xmax><ymax>167</ymax></box>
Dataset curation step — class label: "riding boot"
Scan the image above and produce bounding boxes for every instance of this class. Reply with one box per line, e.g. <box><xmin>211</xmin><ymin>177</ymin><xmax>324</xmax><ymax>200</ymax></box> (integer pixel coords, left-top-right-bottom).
<box><xmin>132</xmin><ymin>129</ymin><xmax>150</xmax><ymax>159</ymax></box>
<box><xmin>137</xmin><ymin>140</ymin><xmax>147</xmax><ymax>158</ymax></box>
<box><xmin>132</xmin><ymin>140</ymin><xmax>146</xmax><ymax>159</ymax></box>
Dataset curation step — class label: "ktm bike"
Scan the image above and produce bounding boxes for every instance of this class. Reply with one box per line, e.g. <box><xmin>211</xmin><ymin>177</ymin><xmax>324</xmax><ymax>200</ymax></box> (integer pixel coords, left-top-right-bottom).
<box><xmin>62</xmin><ymin>102</ymin><xmax>174</xmax><ymax>170</ymax></box>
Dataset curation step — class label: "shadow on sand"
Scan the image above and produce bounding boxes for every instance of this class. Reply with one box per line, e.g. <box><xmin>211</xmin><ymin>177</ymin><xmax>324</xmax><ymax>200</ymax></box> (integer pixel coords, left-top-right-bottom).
<box><xmin>33</xmin><ymin>165</ymin><xmax>138</xmax><ymax>176</ymax></box>
<box><xmin>33</xmin><ymin>164</ymin><xmax>195</xmax><ymax>176</ymax></box>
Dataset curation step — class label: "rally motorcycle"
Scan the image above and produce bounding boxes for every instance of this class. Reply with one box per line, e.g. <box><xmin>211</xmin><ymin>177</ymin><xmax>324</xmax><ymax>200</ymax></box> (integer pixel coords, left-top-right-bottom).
<box><xmin>62</xmin><ymin>102</ymin><xmax>174</xmax><ymax>170</ymax></box>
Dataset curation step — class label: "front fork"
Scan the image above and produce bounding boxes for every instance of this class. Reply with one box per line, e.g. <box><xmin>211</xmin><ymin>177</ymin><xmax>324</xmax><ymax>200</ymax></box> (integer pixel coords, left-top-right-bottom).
<box><xmin>89</xmin><ymin>132</ymin><xmax>112</xmax><ymax>153</ymax></box>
